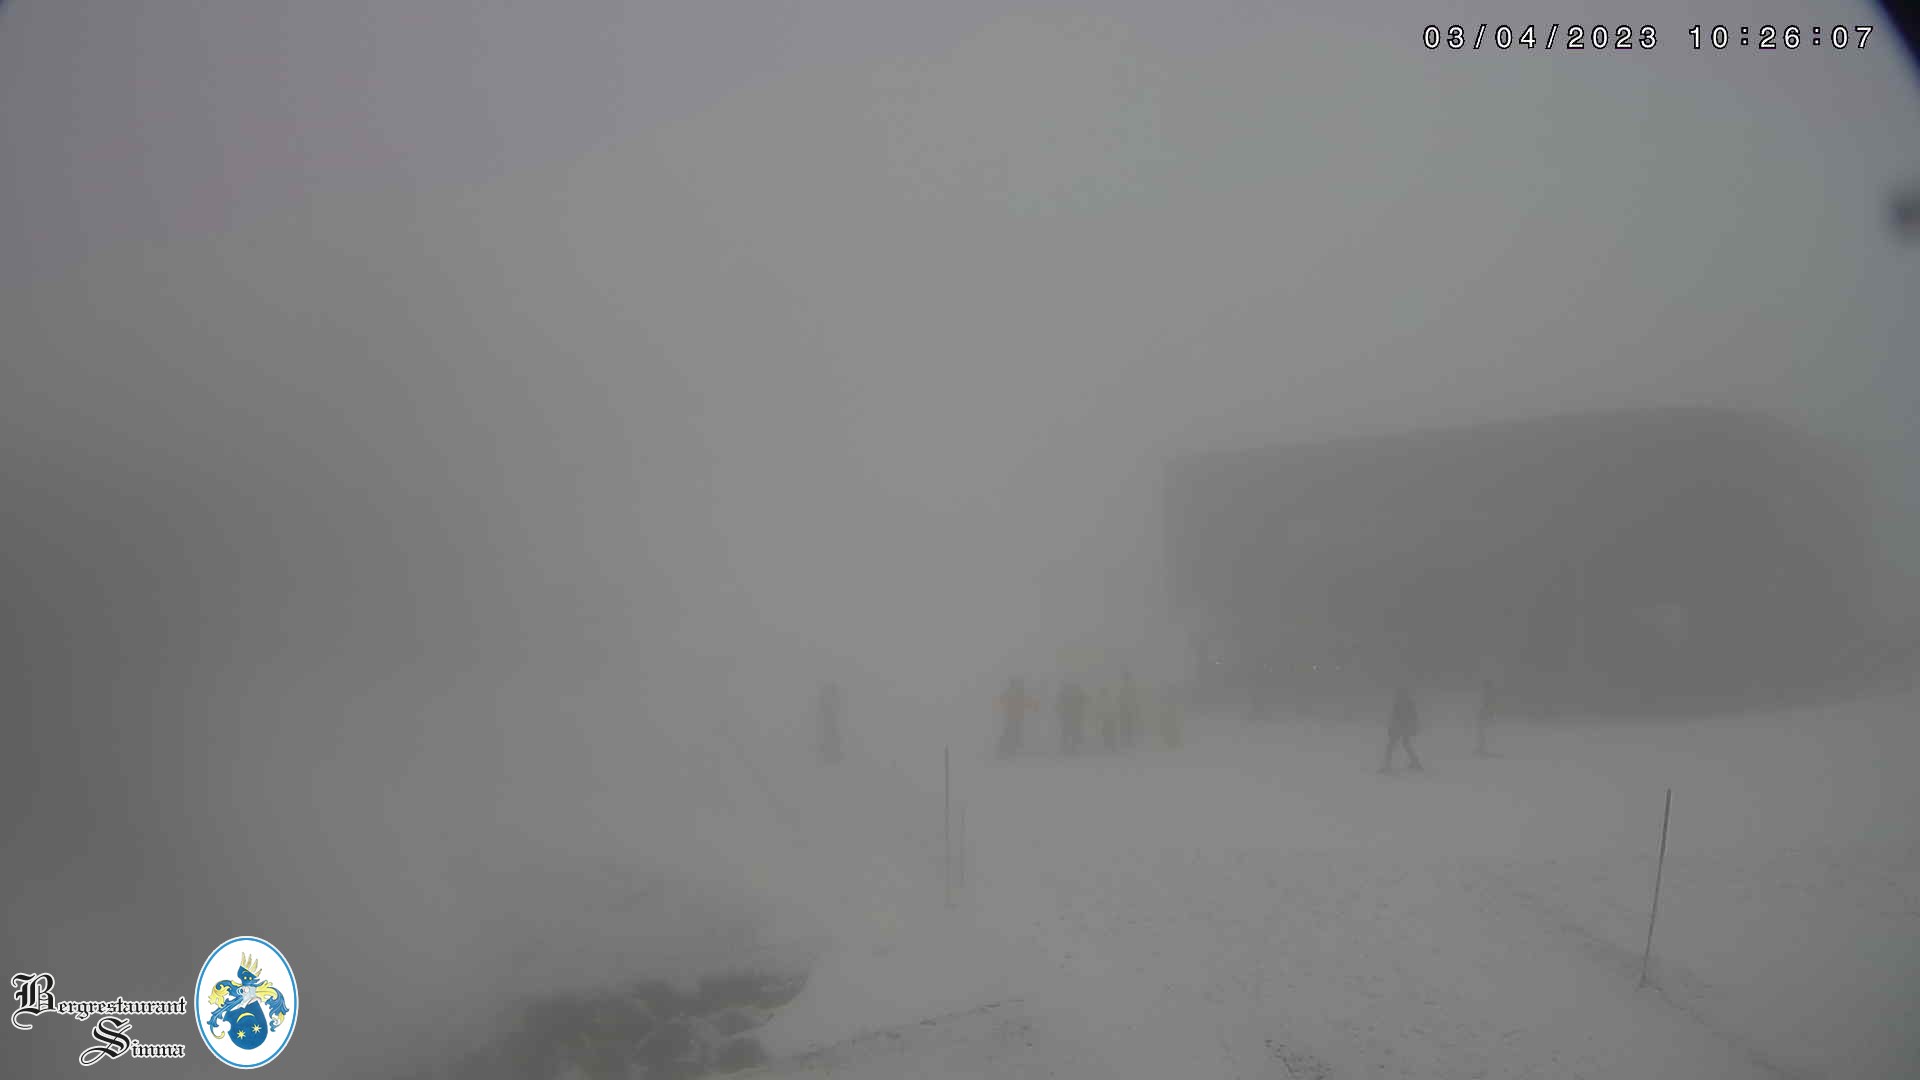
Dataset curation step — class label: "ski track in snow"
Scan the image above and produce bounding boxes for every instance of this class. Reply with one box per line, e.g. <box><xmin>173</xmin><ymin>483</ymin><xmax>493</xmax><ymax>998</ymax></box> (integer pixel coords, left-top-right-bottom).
<box><xmin>744</xmin><ymin>696</ymin><xmax>1920</xmax><ymax>1079</ymax></box>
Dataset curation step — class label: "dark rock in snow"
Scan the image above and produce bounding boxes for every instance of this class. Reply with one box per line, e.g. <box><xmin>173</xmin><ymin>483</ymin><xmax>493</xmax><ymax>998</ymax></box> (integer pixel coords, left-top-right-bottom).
<box><xmin>630</xmin><ymin>979</ymin><xmax>690</xmax><ymax>1017</ymax></box>
<box><xmin>635</xmin><ymin>1017</ymin><xmax>696</xmax><ymax>1070</ymax></box>
<box><xmin>401</xmin><ymin>959</ymin><xmax>804</xmax><ymax>1079</ymax></box>
<box><xmin>708</xmin><ymin>1036</ymin><xmax>768</xmax><ymax>1074</ymax></box>
<box><xmin>710</xmin><ymin>1008</ymin><xmax>760</xmax><ymax>1038</ymax></box>
<box><xmin>691</xmin><ymin>971</ymin><xmax>806</xmax><ymax>1013</ymax></box>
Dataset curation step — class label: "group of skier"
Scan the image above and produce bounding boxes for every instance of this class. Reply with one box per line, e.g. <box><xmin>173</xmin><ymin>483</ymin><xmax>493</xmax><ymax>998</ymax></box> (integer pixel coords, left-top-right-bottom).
<box><xmin>808</xmin><ymin>671</ymin><xmax>1183</xmax><ymax>766</ymax></box>
<box><xmin>811</xmin><ymin>663</ymin><xmax>1502</xmax><ymax>772</ymax></box>
<box><xmin>996</xmin><ymin>670</ymin><xmax>1181</xmax><ymax>759</ymax></box>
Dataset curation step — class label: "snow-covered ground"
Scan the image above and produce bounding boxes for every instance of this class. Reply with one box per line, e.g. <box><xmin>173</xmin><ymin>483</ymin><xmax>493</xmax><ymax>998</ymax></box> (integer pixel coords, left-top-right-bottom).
<box><xmin>729</xmin><ymin>689</ymin><xmax>1920</xmax><ymax>1079</ymax></box>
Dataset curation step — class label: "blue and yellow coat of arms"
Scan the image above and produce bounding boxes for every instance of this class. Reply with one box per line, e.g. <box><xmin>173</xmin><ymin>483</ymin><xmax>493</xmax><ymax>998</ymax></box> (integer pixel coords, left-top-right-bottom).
<box><xmin>205</xmin><ymin>952</ymin><xmax>291</xmax><ymax>1051</ymax></box>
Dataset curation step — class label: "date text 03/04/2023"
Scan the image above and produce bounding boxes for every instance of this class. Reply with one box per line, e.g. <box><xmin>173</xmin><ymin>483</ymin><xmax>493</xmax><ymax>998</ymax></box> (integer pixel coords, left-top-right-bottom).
<box><xmin>1422</xmin><ymin>24</ymin><xmax>1877</xmax><ymax>52</ymax></box>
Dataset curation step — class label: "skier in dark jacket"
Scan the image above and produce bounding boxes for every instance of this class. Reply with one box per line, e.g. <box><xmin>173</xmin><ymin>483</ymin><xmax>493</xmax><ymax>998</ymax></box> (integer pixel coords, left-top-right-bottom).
<box><xmin>1099</xmin><ymin>685</ymin><xmax>1122</xmax><ymax>752</ymax></box>
<box><xmin>1474</xmin><ymin>677</ymin><xmax>1497</xmax><ymax>757</ymax></box>
<box><xmin>996</xmin><ymin>676</ymin><xmax>1040</xmax><ymax>759</ymax></box>
<box><xmin>1057</xmin><ymin>680</ymin><xmax>1089</xmax><ymax>755</ymax></box>
<box><xmin>1116</xmin><ymin>669</ymin><xmax>1142</xmax><ymax>749</ymax></box>
<box><xmin>1158</xmin><ymin>688</ymin><xmax>1183</xmax><ymax>749</ymax></box>
<box><xmin>1380</xmin><ymin>685</ymin><xmax>1423</xmax><ymax>772</ymax></box>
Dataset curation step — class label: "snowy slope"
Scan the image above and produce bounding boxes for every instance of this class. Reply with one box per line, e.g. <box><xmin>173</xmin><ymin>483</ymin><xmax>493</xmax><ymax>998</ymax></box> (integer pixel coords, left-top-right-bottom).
<box><xmin>729</xmin><ymin>690</ymin><xmax>1919</xmax><ymax>1079</ymax></box>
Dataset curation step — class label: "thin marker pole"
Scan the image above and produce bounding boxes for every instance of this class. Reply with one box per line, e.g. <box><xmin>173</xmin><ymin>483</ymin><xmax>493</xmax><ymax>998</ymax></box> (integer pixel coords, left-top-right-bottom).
<box><xmin>957</xmin><ymin>800</ymin><xmax>965</xmax><ymax>890</ymax></box>
<box><xmin>944</xmin><ymin>747</ymin><xmax>953</xmax><ymax>908</ymax></box>
<box><xmin>1640</xmin><ymin>787</ymin><xmax>1672</xmax><ymax>987</ymax></box>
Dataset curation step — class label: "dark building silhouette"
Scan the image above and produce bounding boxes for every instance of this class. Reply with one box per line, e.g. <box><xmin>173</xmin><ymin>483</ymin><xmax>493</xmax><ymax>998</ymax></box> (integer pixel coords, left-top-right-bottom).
<box><xmin>1166</xmin><ymin>407</ymin><xmax>1883</xmax><ymax>713</ymax></box>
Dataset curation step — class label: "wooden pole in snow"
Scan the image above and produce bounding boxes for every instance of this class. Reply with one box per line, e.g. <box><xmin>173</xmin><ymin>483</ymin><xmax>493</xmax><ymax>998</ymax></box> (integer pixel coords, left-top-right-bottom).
<box><xmin>1640</xmin><ymin>787</ymin><xmax>1672</xmax><ymax>987</ymax></box>
<box><xmin>956</xmin><ymin>800</ymin><xmax>965</xmax><ymax>892</ymax></box>
<box><xmin>944</xmin><ymin>747</ymin><xmax>953</xmax><ymax>908</ymax></box>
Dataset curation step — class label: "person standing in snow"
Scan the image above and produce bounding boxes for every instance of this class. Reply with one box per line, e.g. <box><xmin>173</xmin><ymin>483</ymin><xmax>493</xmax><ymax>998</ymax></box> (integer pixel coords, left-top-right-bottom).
<box><xmin>816</xmin><ymin>680</ymin><xmax>844</xmax><ymax>764</ymax></box>
<box><xmin>1474</xmin><ymin>676</ymin><xmax>1497</xmax><ymax>757</ymax></box>
<box><xmin>1158</xmin><ymin>687</ymin><xmax>1183</xmax><ymax>749</ymax></box>
<box><xmin>1380</xmin><ymin>685</ymin><xmax>1424</xmax><ymax>772</ymax></box>
<box><xmin>996</xmin><ymin>676</ymin><xmax>1040</xmax><ymax>759</ymax></box>
<box><xmin>1056</xmin><ymin>679</ymin><xmax>1088</xmax><ymax>755</ymax></box>
<box><xmin>1099</xmin><ymin>685</ymin><xmax>1121</xmax><ymax>752</ymax></box>
<box><xmin>1116</xmin><ymin>669</ymin><xmax>1142</xmax><ymax>749</ymax></box>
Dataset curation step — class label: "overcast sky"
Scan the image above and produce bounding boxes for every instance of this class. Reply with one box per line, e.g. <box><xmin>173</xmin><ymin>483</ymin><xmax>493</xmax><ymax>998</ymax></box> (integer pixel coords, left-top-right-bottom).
<box><xmin>6</xmin><ymin>3</ymin><xmax>1917</xmax><ymax>702</ymax></box>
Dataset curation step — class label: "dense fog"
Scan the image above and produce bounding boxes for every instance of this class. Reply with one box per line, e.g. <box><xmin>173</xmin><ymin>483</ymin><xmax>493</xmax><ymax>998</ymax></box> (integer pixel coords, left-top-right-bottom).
<box><xmin>4</xmin><ymin>2</ymin><xmax>1916</xmax><ymax>1077</ymax></box>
